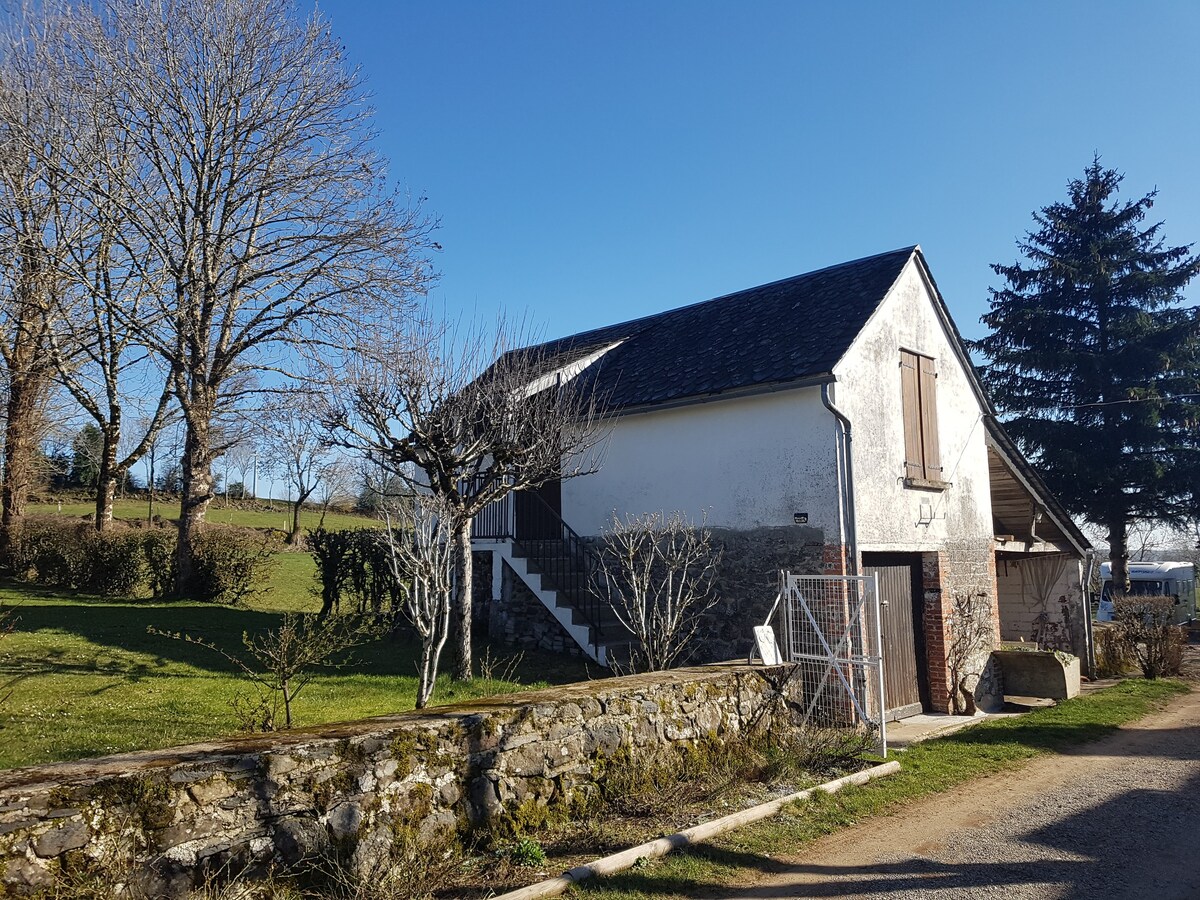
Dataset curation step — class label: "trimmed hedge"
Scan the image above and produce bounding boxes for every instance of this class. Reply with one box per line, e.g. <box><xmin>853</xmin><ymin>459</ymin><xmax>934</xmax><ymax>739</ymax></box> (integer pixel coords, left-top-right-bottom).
<box><xmin>309</xmin><ymin>526</ymin><xmax>405</xmax><ymax>618</ymax></box>
<box><xmin>13</xmin><ymin>518</ymin><xmax>277</xmax><ymax>603</ymax></box>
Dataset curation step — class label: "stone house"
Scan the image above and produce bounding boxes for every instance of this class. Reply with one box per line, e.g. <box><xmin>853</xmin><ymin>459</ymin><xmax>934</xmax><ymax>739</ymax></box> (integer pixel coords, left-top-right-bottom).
<box><xmin>473</xmin><ymin>246</ymin><xmax>1090</xmax><ymax>716</ymax></box>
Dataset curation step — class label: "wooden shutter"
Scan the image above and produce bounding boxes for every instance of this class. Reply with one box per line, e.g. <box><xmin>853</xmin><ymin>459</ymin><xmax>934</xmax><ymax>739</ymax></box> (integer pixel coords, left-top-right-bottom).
<box><xmin>918</xmin><ymin>355</ymin><xmax>941</xmax><ymax>479</ymax></box>
<box><xmin>899</xmin><ymin>351</ymin><xmax>924</xmax><ymax>479</ymax></box>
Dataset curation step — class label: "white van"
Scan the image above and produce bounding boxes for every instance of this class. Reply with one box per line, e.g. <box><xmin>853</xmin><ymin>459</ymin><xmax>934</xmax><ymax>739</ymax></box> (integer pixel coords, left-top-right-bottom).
<box><xmin>1096</xmin><ymin>561</ymin><xmax>1197</xmax><ymax>623</ymax></box>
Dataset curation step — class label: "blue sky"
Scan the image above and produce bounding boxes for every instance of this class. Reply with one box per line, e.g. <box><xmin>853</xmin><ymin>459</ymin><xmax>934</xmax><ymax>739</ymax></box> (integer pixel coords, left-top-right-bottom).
<box><xmin>319</xmin><ymin>1</ymin><xmax>1200</xmax><ymax>345</ymax></box>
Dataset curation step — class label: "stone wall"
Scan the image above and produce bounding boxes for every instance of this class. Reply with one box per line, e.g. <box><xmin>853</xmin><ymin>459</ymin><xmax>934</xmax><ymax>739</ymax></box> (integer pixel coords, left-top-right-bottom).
<box><xmin>487</xmin><ymin>558</ymin><xmax>585</xmax><ymax>657</ymax></box>
<box><xmin>0</xmin><ymin>664</ymin><xmax>798</xmax><ymax>897</ymax></box>
<box><xmin>693</xmin><ymin>525</ymin><xmax>825</xmax><ymax>664</ymax></box>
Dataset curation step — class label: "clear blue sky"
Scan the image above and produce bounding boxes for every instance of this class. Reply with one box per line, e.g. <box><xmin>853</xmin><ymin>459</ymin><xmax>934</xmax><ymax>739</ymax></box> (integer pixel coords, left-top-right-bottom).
<box><xmin>319</xmin><ymin>0</ymin><xmax>1200</xmax><ymax>344</ymax></box>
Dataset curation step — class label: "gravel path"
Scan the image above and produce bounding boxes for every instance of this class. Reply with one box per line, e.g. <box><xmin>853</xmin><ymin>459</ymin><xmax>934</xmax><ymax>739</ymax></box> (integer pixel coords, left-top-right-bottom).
<box><xmin>731</xmin><ymin>685</ymin><xmax>1200</xmax><ymax>900</ymax></box>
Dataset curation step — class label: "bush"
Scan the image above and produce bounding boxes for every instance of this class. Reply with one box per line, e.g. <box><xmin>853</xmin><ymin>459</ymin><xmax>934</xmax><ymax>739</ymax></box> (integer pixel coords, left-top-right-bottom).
<box><xmin>15</xmin><ymin>518</ymin><xmax>146</xmax><ymax>596</ymax></box>
<box><xmin>16</xmin><ymin>518</ymin><xmax>90</xmax><ymax>587</ymax></box>
<box><xmin>85</xmin><ymin>529</ymin><xmax>146</xmax><ymax>596</ymax></box>
<box><xmin>190</xmin><ymin>525</ymin><xmax>279</xmax><ymax>604</ymax></box>
<box><xmin>141</xmin><ymin>527</ymin><xmax>177</xmax><ymax>600</ymax></box>
<box><xmin>309</xmin><ymin>527</ymin><xmax>405</xmax><ymax>619</ymax></box>
<box><xmin>1113</xmin><ymin>595</ymin><xmax>1186</xmax><ymax>679</ymax></box>
<box><xmin>1094</xmin><ymin>622</ymin><xmax>1138</xmax><ymax>677</ymax></box>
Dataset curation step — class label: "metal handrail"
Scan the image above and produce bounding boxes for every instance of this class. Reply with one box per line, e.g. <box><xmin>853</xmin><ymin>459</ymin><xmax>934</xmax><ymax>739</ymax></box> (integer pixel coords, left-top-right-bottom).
<box><xmin>510</xmin><ymin>488</ymin><xmax>605</xmax><ymax>643</ymax></box>
<box><xmin>472</xmin><ymin>489</ymin><xmax>514</xmax><ymax>539</ymax></box>
<box><xmin>468</xmin><ymin>478</ymin><xmax>605</xmax><ymax>644</ymax></box>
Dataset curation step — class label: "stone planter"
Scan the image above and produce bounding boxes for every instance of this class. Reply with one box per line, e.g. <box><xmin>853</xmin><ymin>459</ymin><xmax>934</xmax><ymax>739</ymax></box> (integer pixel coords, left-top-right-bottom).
<box><xmin>993</xmin><ymin>648</ymin><xmax>1081</xmax><ymax>700</ymax></box>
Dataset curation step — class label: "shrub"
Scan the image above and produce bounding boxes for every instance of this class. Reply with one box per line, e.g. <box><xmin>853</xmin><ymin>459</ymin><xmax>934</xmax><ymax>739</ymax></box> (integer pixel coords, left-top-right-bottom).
<box><xmin>141</xmin><ymin>527</ymin><xmax>177</xmax><ymax>600</ymax></box>
<box><xmin>15</xmin><ymin>518</ymin><xmax>145</xmax><ymax>596</ymax></box>
<box><xmin>1093</xmin><ymin>622</ymin><xmax>1137</xmax><ymax>677</ymax></box>
<box><xmin>190</xmin><ymin>525</ymin><xmax>280</xmax><ymax>605</ymax></box>
<box><xmin>16</xmin><ymin>518</ymin><xmax>91</xmax><ymax>587</ymax></box>
<box><xmin>84</xmin><ymin>528</ymin><xmax>146</xmax><ymax>596</ymax></box>
<box><xmin>309</xmin><ymin>527</ymin><xmax>405</xmax><ymax>620</ymax></box>
<box><xmin>1113</xmin><ymin>595</ymin><xmax>1185</xmax><ymax>679</ymax></box>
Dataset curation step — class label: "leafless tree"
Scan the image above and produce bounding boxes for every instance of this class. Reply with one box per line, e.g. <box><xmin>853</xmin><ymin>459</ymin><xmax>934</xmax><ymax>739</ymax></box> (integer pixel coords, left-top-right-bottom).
<box><xmin>13</xmin><ymin>1</ymin><xmax>179</xmax><ymax>531</ymax></box>
<box><xmin>0</xmin><ymin>2</ymin><xmax>70</xmax><ymax>559</ymax></box>
<box><xmin>382</xmin><ymin>493</ymin><xmax>456</xmax><ymax>708</ymax></box>
<box><xmin>321</xmin><ymin>311</ymin><xmax>607</xmax><ymax>680</ymax></box>
<box><xmin>79</xmin><ymin>0</ymin><xmax>435</xmax><ymax>593</ymax></box>
<box><xmin>596</xmin><ymin>511</ymin><xmax>721</xmax><ymax>672</ymax></box>
<box><xmin>258</xmin><ymin>398</ymin><xmax>341</xmax><ymax>544</ymax></box>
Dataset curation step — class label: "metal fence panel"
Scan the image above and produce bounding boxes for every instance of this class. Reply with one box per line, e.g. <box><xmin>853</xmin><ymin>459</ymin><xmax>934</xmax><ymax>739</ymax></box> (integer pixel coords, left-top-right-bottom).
<box><xmin>778</xmin><ymin>572</ymin><xmax>886</xmax><ymax>756</ymax></box>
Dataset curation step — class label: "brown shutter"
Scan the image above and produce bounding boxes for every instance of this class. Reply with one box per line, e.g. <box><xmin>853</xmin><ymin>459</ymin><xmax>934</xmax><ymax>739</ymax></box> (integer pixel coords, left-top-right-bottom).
<box><xmin>918</xmin><ymin>355</ymin><xmax>941</xmax><ymax>479</ymax></box>
<box><xmin>899</xmin><ymin>351</ymin><xmax>924</xmax><ymax>479</ymax></box>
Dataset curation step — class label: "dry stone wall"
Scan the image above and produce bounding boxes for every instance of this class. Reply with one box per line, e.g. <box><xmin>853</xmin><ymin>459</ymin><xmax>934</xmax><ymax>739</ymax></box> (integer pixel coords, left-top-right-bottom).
<box><xmin>0</xmin><ymin>664</ymin><xmax>798</xmax><ymax>897</ymax></box>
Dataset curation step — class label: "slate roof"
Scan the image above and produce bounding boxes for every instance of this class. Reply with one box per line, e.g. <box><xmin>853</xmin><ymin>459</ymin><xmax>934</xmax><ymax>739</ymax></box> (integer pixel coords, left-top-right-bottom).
<box><xmin>513</xmin><ymin>246</ymin><xmax>918</xmax><ymax>411</ymax></box>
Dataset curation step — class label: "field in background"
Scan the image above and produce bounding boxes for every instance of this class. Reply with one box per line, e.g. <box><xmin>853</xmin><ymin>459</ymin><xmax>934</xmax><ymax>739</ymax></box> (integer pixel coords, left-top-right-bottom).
<box><xmin>28</xmin><ymin>497</ymin><xmax>377</xmax><ymax>535</ymax></box>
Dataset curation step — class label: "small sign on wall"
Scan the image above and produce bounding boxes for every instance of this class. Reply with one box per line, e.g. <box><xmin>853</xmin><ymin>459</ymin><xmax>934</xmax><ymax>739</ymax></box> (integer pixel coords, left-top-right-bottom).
<box><xmin>793</xmin><ymin>512</ymin><xmax>808</xmax><ymax>524</ymax></box>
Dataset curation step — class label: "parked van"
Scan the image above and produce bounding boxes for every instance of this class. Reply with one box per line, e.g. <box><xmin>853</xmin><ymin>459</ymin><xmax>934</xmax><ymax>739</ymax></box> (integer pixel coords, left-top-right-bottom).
<box><xmin>1096</xmin><ymin>561</ymin><xmax>1197</xmax><ymax>623</ymax></box>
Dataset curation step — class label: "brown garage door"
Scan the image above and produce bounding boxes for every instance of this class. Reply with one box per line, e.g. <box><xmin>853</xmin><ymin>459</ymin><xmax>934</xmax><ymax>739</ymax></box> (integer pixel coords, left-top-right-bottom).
<box><xmin>862</xmin><ymin>554</ymin><xmax>928</xmax><ymax>720</ymax></box>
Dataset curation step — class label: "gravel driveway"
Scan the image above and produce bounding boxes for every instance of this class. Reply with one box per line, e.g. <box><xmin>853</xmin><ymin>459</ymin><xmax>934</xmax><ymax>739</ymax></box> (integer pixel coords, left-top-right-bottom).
<box><xmin>731</xmin><ymin>685</ymin><xmax>1200</xmax><ymax>900</ymax></box>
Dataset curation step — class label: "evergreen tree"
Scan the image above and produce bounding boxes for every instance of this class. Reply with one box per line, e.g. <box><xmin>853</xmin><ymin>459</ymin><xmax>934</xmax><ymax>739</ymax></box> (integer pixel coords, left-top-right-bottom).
<box><xmin>973</xmin><ymin>159</ymin><xmax>1200</xmax><ymax>592</ymax></box>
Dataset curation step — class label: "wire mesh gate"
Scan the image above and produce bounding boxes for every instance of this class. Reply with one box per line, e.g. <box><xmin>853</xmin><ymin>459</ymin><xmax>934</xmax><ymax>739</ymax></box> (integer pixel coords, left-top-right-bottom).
<box><xmin>778</xmin><ymin>572</ymin><xmax>887</xmax><ymax>756</ymax></box>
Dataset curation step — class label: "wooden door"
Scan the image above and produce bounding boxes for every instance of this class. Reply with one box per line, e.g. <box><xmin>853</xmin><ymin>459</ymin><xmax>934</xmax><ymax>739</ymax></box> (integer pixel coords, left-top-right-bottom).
<box><xmin>862</xmin><ymin>554</ymin><xmax>927</xmax><ymax>720</ymax></box>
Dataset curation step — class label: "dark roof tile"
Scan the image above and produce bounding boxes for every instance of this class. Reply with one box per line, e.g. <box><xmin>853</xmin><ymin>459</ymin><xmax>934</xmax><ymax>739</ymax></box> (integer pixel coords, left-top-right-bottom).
<box><xmin>516</xmin><ymin>246</ymin><xmax>917</xmax><ymax>411</ymax></box>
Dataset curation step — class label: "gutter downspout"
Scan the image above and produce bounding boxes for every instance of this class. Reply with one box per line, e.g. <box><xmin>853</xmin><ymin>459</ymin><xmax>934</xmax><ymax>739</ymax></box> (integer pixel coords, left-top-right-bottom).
<box><xmin>821</xmin><ymin>381</ymin><xmax>858</xmax><ymax>577</ymax></box>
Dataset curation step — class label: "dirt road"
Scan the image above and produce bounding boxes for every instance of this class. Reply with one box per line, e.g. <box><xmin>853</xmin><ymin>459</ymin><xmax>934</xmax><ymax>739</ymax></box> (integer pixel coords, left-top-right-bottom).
<box><xmin>730</xmin><ymin>686</ymin><xmax>1200</xmax><ymax>899</ymax></box>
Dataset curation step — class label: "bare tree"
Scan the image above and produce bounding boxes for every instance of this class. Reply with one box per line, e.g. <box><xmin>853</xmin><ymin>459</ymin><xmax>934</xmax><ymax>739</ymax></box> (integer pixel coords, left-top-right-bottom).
<box><xmin>596</xmin><ymin>511</ymin><xmax>721</xmax><ymax>672</ymax></box>
<box><xmin>0</xmin><ymin>2</ymin><xmax>70</xmax><ymax>559</ymax></box>
<box><xmin>382</xmin><ymin>493</ymin><xmax>455</xmax><ymax>708</ymax></box>
<box><xmin>18</xmin><ymin>1</ymin><xmax>179</xmax><ymax>531</ymax></box>
<box><xmin>259</xmin><ymin>398</ymin><xmax>340</xmax><ymax>544</ymax></box>
<box><xmin>80</xmin><ymin>0</ymin><xmax>434</xmax><ymax>593</ymax></box>
<box><xmin>322</xmin><ymin>312</ymin><xmax>606</xmax><ymax>680</ymax></box>
<box><xmin>945</xmin><ymin>588</ymin><xmax>995</xmax><ymax>714</ymax></box>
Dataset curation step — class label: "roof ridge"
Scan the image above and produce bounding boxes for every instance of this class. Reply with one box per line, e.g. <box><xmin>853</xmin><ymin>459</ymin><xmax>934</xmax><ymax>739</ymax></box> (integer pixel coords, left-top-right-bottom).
<box><xmin>538</xmin><ymin>245</ymin><xmax>919</xmax><ymax>350</ymax></box>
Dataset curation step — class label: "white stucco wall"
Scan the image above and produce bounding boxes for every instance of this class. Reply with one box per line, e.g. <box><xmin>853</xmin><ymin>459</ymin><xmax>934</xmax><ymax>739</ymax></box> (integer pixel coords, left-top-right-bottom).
<box><xmin>561</xmin><ymin>387</ymin><xmax>841</xmax><ymax>539</ymax></box>
<box><xmin>832</xmin><ymin>259</ymin><xmax>994</xmax><ymax>554</ymax></box>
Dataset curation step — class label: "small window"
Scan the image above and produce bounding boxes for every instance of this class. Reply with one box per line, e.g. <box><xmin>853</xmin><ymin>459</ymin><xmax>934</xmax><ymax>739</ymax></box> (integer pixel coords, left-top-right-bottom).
<box><xmin>899</xmin><ymin>350</ymin><xmax>943</xmax><ymax>485</ymax></box>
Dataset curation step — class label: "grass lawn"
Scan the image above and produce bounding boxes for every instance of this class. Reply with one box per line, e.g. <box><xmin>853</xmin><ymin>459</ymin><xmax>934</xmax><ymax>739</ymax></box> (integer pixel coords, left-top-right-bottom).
<box><xmin>27</xmin><ymin>497</ymin><xmax>378</xmax><ymax>535</ymax></box>
<box><xmin>571</xmin><ymin>678</ymin><xmax>1190</xmax><ymax>898</ymax></box>
<box><xmin>0</xmin><ymin>561</ymin><xmax>593</xmax><ymax>770</ymax></box>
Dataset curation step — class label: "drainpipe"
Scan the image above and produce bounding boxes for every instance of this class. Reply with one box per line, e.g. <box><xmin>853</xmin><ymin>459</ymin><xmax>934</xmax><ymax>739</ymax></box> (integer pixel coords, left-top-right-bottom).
<box><xmin>821</xmin><ymin>381</ymin><xmax>858</xmax><ymax>577</ymax></box>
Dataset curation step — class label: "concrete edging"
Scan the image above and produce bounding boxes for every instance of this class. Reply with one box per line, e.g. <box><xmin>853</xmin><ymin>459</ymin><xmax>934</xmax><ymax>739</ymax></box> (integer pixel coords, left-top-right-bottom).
<box><xmin>492</xmin><ymin>759</ymin><xmax>902</xmax><ymax>900</ymax></box>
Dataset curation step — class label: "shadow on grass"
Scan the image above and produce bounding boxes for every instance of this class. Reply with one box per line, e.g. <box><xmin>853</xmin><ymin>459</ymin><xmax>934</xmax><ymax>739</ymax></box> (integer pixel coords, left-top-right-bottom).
<box><xmin>0</xmin><ymin>579</ymin><xmax>593</xmax><ymax>688</ymax></box>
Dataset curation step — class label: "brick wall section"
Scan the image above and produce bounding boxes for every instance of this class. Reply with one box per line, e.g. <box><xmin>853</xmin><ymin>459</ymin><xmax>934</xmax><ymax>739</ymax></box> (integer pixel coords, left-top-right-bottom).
<box><xmin>922</xmin><ymin>552</ymin><xmax>951</xmax><ymax>711</ymax></box>
<box><xmin>0</xmin><ymin>665</ymin><xmax>803</xmax><ymax>897</ymax></box>
<box><xmin>922</xmin><ymin>545</ymin><xmax>1003</xmax><ymax>714</ymax></box>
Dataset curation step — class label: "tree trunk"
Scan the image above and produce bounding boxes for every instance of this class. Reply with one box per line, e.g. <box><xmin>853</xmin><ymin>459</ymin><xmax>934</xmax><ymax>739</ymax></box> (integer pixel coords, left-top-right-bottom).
<box><xmin>0</xmin><ymin>373</ymin><xmax>48</xmax><ymax>568</ymax></box>
<box><xmin>94</xmin><ymin>427</ymin><xmax>120</xmax><ymax>531</ymax></box>
<box><xmin>288</xmin><ymin>499</ymin><xmax>302</xmax><ymax>545</ymax></box>
<box><xmin>1108</xmin><ymin>515</ymin><xmax>1130</xmax><ymax>595</ymax></box>
<box><xmin>174</xmin><ymin>400</ymin><xmax>217</xmax><ymax>596</ymax></box>
<box><xmin>452</xmin><ymin>519</ymin><xmax>474</xmax><ymax>681</ymax></box>
<box><xmin>416</xmin><ymin>645</ymin><xmax>433</xmax><ymax>708</ymax></box>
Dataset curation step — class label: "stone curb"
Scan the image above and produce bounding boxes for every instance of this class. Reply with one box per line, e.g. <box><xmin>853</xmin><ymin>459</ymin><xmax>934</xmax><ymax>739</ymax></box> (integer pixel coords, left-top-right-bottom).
<box><xmin>492</xmin><ymin>759</ymin><xmax>902</xmax><ymax>900</ymax></box>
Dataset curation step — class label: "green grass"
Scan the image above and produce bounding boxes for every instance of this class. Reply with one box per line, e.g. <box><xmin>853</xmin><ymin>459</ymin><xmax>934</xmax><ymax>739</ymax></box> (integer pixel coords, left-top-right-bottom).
<box><xmin>27</xmin><ymin>497</ymin><xmax>379</xmax><ymax>534</ymax></box>
<box><xmin>573</xmin><ymin>678</ymin><xmax>1191</xmax><ymax>898</ymax></box>
<box><xmin>0</xmin><ymin>569</ymin><xmax>591</xmax><ymax>770</ymax></box>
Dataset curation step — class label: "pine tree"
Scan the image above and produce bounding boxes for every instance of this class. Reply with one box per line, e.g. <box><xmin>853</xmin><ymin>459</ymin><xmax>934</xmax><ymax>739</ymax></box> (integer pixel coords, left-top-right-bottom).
<box><xmin>973</xmin><ymin>158</ymin><xmax>1200</xmax><ymax>592</ymax></box>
